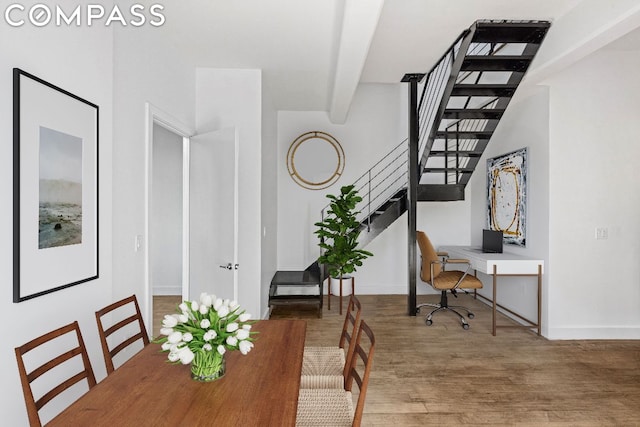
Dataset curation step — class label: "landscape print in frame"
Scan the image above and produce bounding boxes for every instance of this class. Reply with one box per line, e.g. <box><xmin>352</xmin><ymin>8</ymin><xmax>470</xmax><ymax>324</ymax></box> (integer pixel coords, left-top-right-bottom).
<box><xmin>13</xmin><ymin>68</ymin><xmax>99</xmax><ymax>302</ymax></box>
<box><xmin>486</xmin><ymin>147</ymin><xmax>527</xmax><ymax>247</ymax></box>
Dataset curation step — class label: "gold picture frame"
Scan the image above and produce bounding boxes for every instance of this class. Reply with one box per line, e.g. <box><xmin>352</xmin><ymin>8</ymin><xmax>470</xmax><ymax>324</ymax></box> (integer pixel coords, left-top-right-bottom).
<box><xmin>286</xmin><ymin>131</ymin><xmax>345</xmax><ymax>190</ymax></box>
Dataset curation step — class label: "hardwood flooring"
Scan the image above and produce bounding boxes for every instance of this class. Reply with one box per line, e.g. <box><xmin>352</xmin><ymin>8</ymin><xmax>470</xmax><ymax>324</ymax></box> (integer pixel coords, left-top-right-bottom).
<box><xmin>154</xmin><ymin>294</ymin><xmax>640</xmax><ymax>426</ymax></box>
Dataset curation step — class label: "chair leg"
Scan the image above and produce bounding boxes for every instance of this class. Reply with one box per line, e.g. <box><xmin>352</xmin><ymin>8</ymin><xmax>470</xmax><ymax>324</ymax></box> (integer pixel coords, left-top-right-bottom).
<box><xmin>448</xmin><ymin>304</ymin><xmax>475</xmax><ymax>319</ymax></box>
<box><xmin>417</xmin><ymin>290</ymin><xmax>473</xmax><ymax>330</ymax></box>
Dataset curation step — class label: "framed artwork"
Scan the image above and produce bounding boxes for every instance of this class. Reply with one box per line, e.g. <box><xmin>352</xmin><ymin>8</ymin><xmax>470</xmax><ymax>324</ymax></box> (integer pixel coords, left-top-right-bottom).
<box><xmin>487</xmin><ymin>147</ymin><xmax>527</xmax><ymax>247</ymax></box>
<box><xmin>13</xmin><ymin>68</ymin><xmax>99</xmax><ymax>302</ymax></box>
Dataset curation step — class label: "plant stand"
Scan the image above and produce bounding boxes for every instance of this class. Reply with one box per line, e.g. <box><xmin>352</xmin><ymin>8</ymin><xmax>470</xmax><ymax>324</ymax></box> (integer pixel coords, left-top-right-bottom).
<box><xmin>328</xmin><ymin>276</ymin><xmax>354</xmax><ymax>315</ymax></box>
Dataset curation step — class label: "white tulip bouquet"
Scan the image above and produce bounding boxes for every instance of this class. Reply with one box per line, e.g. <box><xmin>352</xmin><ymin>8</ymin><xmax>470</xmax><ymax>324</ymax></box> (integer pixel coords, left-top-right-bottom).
<box><xmin>155</xmin><ymin>293</ymin><xmax>256</xmax><ymax>381</ymax></box>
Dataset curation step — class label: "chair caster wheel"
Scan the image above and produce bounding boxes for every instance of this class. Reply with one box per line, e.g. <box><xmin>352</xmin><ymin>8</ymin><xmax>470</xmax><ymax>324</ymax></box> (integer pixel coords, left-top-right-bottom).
<box><xmin>426</xmin><ymin>318</ymin><xmax>433</xmax><ymax>326</ymax></box>
<box><xmin>416</xmin><ymin>307</ymin><xmax>421</xmax><ymax>314</ymax></box>
<box><xmin>468</xmin><ymin>313</ymin><xmax>475</xmax><ymax>319</ymax></box>
<box><xmin>462</xmin><ymin>323</ymin><xmax>469</xmax><ymax>330</ymax></box>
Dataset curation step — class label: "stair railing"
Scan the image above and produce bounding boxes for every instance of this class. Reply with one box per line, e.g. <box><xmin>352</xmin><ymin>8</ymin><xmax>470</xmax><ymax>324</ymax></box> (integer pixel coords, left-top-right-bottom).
<box><xmin>417</xmin><ymin>33</ymin><xmax>466</xmax><ymax>165</ymax></box>
<box><xmin>320</xmin><ymin>139</ymin><xmax>408</xmax><ymax>233</ymax></box>
<box><xmin>318</xmin><ymin>34</ymin><xmax>501</xmax><ymax>235</ymax></box>
<box><xmin>440</xmin><ymin>42</ymin><xmax>506</xmax><ymax>184</ymax></box>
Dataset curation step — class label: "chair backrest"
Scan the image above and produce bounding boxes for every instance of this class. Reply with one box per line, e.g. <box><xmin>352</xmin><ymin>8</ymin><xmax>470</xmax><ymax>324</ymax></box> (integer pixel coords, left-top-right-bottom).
<box><xmin>338</xmin><ymin>295</ymin><xmax>362</xmax><ymax>380</ymax></box>
<box><xmin>15</xmin><ymin>321</ymin><xmax>96</xmax><ymax>427</ymax></box>
<box><xmin>345</xmin><ymin>319</ymin><xmax>375</xmax><ymax>427</ymax></box>
<box><xmin>416</xmin><ymin>230</ymin><xmax>442</xmax><ymax>282</ymax></box>
<box><xmin>95</xmin><ymin>294</ymin><xmax>149</xmax><ymax>374</ymax></box>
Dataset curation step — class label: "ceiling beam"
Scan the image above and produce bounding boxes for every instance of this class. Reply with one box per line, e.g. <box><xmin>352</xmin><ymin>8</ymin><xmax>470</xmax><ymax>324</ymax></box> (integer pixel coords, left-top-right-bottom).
<box><xmin>526</xmin><ymin>1</ymin><xmax>640</xmax><ymax>84</ymax></box>
<box><xmin>328</xmin><ymin>0</ymin><xmax>384</xmax><ymax>124</ymax></box>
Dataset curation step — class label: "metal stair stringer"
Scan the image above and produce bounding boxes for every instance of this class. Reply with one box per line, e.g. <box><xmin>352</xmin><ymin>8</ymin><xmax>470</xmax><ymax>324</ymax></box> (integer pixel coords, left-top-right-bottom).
<box><xmin>419</xmin><ymin>20</ymin><xmax>551</xmax><ymax>198</ymax></box>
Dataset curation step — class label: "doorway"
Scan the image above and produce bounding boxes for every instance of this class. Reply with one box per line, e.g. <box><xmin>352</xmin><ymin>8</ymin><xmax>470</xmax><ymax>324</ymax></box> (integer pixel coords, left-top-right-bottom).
<box><xmin>145</xmin><ymin>104</ymin><xmax>239</xmax><ymax>337</ymax></box>
<box><xmin>145</xmin><ymin>104</ymin><xmax>192</xmax><ymax>337</ymax></box>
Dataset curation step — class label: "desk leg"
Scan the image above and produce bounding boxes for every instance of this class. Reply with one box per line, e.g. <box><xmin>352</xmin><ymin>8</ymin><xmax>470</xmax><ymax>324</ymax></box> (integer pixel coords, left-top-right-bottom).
<box><xmin>492</xmin><ymin>265</ymin><xmax>497</xmax><ymax>336</ymax></box>
<box><xmin>537</xmin><ymin>264</ymin><xmax>542</xmax><ymax>336</ymax></box>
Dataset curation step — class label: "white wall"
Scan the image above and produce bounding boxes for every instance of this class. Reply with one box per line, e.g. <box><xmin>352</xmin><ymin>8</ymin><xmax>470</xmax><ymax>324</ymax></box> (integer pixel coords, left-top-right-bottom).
<box><xmin>262</xmin><ymin>92</ymin><xmax>279</xmax><ymax>314</ymax></box>
<box><xmin>276</xmin><ymin>83</ymin><xmax>479</xmax><ymax>297</ymax></box>
<box><xmin>0</xmin><ymin>8</ymin><xmax>114</xmax><ymax>425</ymax></box>
<box><xmin>195</xmin><ymin>68</ymin><xmax>263</xmax><ymax>318</ymax></box>
<box><xmin>467</xmin><ymin>85</ymin><xmax>551</xmax><ymax>330</ymax></box>
<box><xmin>111</xmin><ymin>24</ymin><xmax>197</xmax><ymax>332</ymax></box>
<box><xmin>151</xmin><ymin>124</ymin><xmax>183</xmax><ymax>295</ymax></box>
<box><xmin>545</xmin><ymin>48</ymin><xmax>640</xmax><ymax>339</ymax></box>
<box><xmin>277</xmin><ymin>84</ymin><xmax>405</xmax><ymax>279</ymax></box>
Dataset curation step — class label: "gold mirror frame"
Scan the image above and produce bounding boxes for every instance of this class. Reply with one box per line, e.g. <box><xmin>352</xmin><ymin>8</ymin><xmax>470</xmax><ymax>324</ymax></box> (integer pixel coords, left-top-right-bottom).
<box><xmin>286</xmin><ymin>131</ymin><xmax>345</xmax><ymax>190</ymax></box>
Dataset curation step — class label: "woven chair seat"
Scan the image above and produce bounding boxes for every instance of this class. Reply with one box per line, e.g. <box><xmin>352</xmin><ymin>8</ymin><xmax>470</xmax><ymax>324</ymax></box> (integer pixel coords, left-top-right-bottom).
<box><xmin>302</xmin><ymin>346</ymin><xmax>345</xmax><ymax>375</ymax></box>
<box><xmin>301</xmin><ymin>347</ymin><xmax>345</xmax><ymax>389</ymax></box>
<box><xmin>296</xmin><ymin>389</ymin><xmax>354</xmax><ymax>426</ymax></box>
<box><xmin>300</xmin><ymin>374</ymin><xmax>344</xmax><ymax>389</ymax></box>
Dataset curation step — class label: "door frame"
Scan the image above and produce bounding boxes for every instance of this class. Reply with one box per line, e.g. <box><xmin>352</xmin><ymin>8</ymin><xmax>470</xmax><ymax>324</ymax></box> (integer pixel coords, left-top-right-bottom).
<box><xmin>144</xmin><ymin>103</ymin><xmax>194</xmax><ymax>336</ymax></box>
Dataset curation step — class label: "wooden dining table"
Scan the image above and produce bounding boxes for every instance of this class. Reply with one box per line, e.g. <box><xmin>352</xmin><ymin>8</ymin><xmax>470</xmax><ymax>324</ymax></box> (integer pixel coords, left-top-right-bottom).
<box><xmin>48</xmin><ymin>319</ymin><xmax>306</xmax><ymax>426</ymax></box>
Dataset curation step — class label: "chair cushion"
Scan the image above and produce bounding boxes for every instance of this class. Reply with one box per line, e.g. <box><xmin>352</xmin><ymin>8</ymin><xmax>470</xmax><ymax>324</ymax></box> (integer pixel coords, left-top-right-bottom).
<box><xmin>433</xmin><ymin>270</ymin><xmax>483</xmax><ymax>290</ymax></box>
<box><xmin>296</xmin><ymin>389</ymin><xmax>354</xmax><ymax>426</ymax></box>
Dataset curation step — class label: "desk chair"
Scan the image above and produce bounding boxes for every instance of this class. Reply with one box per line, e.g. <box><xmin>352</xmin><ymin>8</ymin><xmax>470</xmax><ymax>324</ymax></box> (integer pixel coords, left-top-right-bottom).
<box><xmin>297</xmin><ymin>319</ymin><xmax>375</xmax><ymax>427</ymax></box>
<box><xmin>416</xmin><ymin>231</ymin><xmax>483</xmax><ymax>329</ymax></box>
<box><xmin>95</xmin><ymin>294</ymin><xmax>149</xmax><ymax>374</ymax></box>
<box><xmin>301</xmin><ymin>295</ymin><xmax>361</xmax><ymax>389</ymax></box>
<box><xmin>15</xmin><ymin>321</ymin><xmax>97</xmax><ymax>427</ymax></box>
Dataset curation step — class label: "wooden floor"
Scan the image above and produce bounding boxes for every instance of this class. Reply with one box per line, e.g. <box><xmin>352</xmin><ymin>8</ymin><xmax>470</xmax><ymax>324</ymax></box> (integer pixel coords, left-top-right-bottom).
<box><xmin>155</xmin><ymin>294</ymin><xmax>640</xmax><ymax>426</ymax></box>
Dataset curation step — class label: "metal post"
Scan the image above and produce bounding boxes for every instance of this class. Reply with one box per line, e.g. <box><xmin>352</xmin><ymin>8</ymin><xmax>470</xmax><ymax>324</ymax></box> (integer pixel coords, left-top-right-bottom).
<box><xmin>401</xmin><ymin>73</ymin><xmax>424</xmax><ymax>316</ymax></box>
<box><xmin>367</xmin><ymin>169</ymin><xmax>372</xmax><ymax>231</ymax></box>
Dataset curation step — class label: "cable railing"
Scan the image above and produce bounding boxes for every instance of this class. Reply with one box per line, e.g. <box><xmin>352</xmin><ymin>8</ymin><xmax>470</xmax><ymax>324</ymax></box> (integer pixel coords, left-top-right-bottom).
<box><xmin>319</xmin><ymin>22</ymin><xmax>527</xmax><ymax>242</ymax></box>
<box><xmin>417</xmin><ymin>34</ymin><xmax>465</xmax><ymax>163</ymax></box>
<box><xmin>421</xmin><ymin>39</ymin><xmax>509</xmax><ymax>184</ymax></box>
<box><xmin>320</xmin><ymin>140</ymin><xmax>408</xmax><ymax>232</ymax></box>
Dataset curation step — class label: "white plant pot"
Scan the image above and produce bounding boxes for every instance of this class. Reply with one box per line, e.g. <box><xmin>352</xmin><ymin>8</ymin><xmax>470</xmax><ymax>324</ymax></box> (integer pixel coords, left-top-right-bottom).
<box><xmin>329</xmin><ymin>276</ymin><xmax>353</xmax><ymax>296</ymax></box>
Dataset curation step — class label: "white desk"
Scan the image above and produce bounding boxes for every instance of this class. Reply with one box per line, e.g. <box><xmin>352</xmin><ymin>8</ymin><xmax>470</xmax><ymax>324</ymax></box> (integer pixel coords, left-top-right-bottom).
<box><xmin>439</xmin><ymin>246</ymin><xmax>544</xmax><ymax>336</ymax></box>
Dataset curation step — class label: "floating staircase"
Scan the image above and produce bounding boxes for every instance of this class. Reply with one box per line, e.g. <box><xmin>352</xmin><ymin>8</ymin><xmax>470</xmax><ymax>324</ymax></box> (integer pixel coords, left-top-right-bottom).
<box><xmin>270</xmin><ymin>20</ymin><xmax>550</xmax><ymax>310</ymax></box>
<box><xmin>356</xmin><ymin>19</ymin><xmax>550</xmax><ymax>245</ymax></box>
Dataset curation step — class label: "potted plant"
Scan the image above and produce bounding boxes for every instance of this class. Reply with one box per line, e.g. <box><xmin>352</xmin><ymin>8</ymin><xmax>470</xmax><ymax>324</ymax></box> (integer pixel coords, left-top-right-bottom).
<box><xmin>314</xmin><ymin>184</ymin><xmax>373</xmax><ymax>299</ymax></box>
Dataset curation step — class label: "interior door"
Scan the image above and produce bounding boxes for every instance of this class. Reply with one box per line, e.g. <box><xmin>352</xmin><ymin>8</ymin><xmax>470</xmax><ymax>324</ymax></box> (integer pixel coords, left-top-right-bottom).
<box><xmin>189</xmin><ymin>127</ymin><xmax>238</xmax><ymax>301</ymax></box>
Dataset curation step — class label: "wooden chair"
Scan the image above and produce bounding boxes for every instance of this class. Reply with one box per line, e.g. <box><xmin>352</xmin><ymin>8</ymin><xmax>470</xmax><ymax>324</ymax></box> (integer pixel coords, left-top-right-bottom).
<box><xmin>15</xmin><ymin>321</ymin><xmax>97</xmax><ymax>427</ymax></box>
<box><xmin>297</xmin><ymin>319</ymin><xmax>376</xmax><ymax>427</ymax></box>
<box><xmin>416</xmin><ymin>230</ymin><xmax>483</xmax><ymax>329</ymax></box>
<box><xmin>300</xmin><ymin>295</ymin><xmax>362</xmax><ymax>389</ymax></box>
<box><xmin>95</xmin><ymin>294</ymin><xmax>149</xmax><ymax>374</ymax></box>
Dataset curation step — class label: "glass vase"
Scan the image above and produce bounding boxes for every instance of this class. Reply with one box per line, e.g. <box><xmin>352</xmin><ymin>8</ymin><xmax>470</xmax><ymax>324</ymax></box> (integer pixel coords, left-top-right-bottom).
<box><xmin>190</xmin><ymin>350</ymin><xmax>226</xmax><ymax>382</ymax></box>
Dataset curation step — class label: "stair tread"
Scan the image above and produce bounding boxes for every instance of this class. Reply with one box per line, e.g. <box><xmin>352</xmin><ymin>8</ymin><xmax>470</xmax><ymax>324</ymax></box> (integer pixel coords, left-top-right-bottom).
<box><xmin>424</xmin><ymin>167</ymin><xmax>475</xmax><ymax>172</ymax></box>
<box><xmin>443</xmin><ymin>108</ymin><xmax>505</xmax><ymax>119</ymax></box>
<box><xmin>472</xmin><ymin>22</ymin><xmax>550</xmax><ymax>44</ymax></box>
<box><xmin>429</xmin><ymin>150</ymin><xmax>484</xmax><ymax>157</ymax></box>
<box><xmin>461</xmin><ymin>55</ymin><xmax>533</xmax><ymax>72</ymax></box>
<box><xmin>435</xmin><ymin>130</ymin><xmax>493</xmax><ymax>139</ymax></box>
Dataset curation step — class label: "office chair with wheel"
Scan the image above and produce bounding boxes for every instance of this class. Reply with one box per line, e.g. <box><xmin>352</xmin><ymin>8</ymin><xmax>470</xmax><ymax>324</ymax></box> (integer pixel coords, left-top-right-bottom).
<box><xmin>416</xmin><ymin>230</ymin><xmax>483</xmax><ymax>329</ymax></box>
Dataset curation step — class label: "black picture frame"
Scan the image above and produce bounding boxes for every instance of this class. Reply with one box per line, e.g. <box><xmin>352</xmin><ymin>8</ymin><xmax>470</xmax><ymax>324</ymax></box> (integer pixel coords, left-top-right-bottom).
<box><xmin>13</xmin><ymin>68</ymin><xmax>99</xmax><ymax>302</ymax></box>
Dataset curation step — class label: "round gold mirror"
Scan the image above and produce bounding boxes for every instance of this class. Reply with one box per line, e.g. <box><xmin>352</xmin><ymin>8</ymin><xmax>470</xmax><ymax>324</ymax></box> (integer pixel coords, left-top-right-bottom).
<box><xmin>286</xmin><ymin>131</ymin><xmax>345</xmax><ymax>190</ymax></box>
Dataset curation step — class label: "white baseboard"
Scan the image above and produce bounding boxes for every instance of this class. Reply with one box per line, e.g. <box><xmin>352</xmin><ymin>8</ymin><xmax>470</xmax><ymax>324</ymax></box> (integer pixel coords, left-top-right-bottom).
<box><xmin>546</xmin><ymin>327</ymin><xmax>640</xmax><ymax>340</ymax></box>
<box><xmin>152</xmin><ymin>286</ymin><xmax>181</xmax><ymax>296</ymax></box>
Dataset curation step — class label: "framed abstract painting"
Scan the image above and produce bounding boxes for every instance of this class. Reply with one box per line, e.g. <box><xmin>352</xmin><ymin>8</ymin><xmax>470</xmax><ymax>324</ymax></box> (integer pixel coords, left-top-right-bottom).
<box><xmin>486</xmin><ymin>147</ymin><xmax>527</xmax><ymax>247</ymax></box>
<box><xmin>13</xmin><ymin>68</ymin><xmax>99</xmax><ymax>302</ymax></box>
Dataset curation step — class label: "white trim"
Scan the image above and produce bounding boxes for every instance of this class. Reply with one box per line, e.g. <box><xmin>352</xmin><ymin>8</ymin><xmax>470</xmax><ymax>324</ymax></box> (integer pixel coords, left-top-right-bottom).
<box><xmin>144</xmin><ymin>103</ymin><xmax>194</xmax><ymax>338</ymax></box>
<box><xmin>547</xmin><ymin>327</ymin><xmax>640</xmax><ymax>340</ymax></box>
<box><xmin>181</xmin><ymin>136</ymin><xmax>191</xmax><ymax>302</ymax></box>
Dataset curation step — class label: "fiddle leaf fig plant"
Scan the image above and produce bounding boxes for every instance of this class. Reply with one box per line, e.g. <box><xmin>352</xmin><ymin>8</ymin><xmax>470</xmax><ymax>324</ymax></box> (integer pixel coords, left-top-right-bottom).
<box><xmin>314</xmin><ymin>185</ymin><xmax>373</xmax><ymax>279</ymax></box>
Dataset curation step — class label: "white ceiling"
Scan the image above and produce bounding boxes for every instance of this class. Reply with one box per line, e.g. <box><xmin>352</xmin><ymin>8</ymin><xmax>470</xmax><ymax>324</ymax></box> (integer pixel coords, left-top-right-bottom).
<box><xmin>149</xmin><ymin>0</ymin><xmax>585</xmax><ymax>117</ymax></box>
